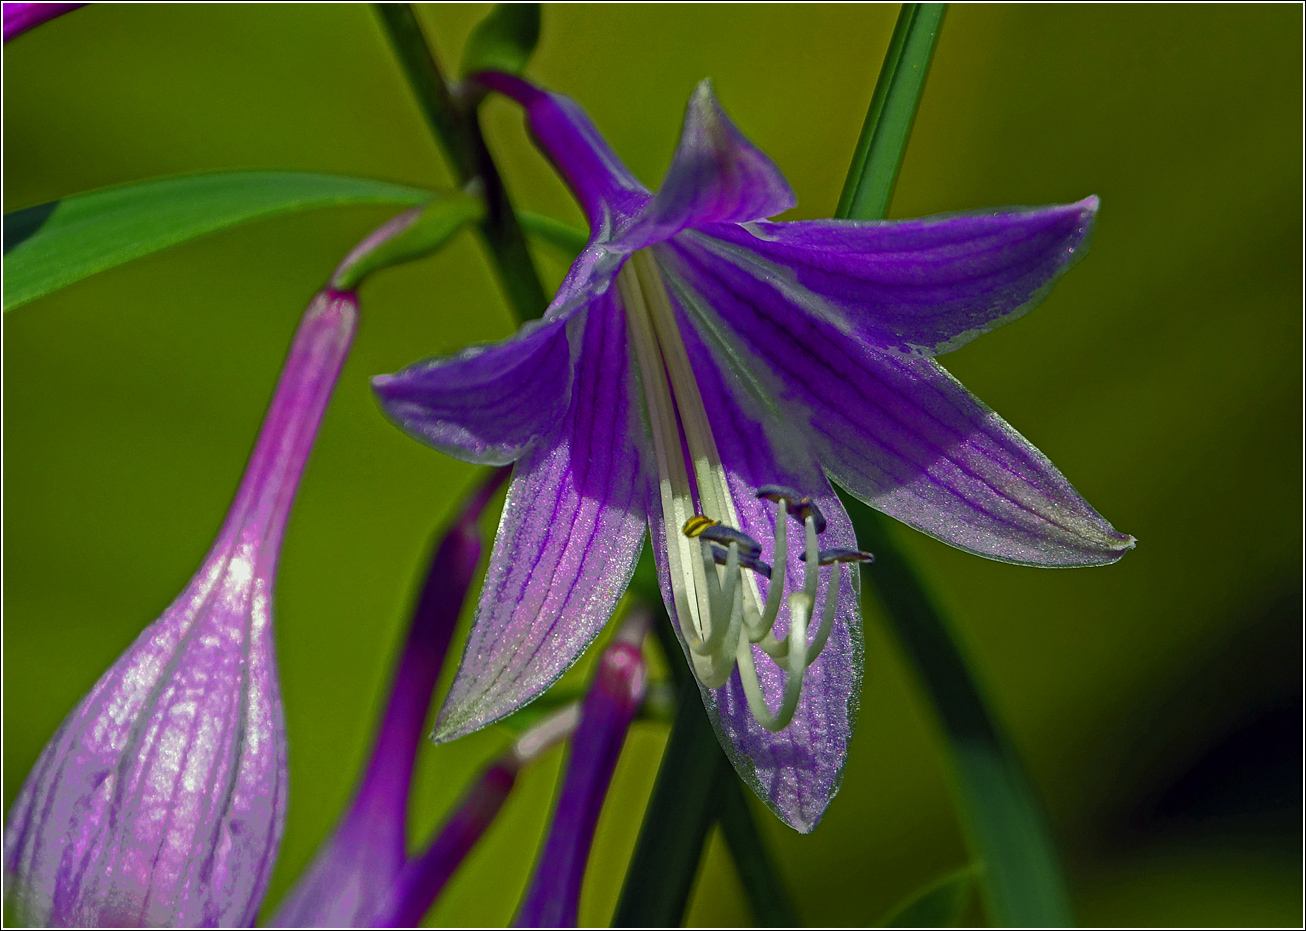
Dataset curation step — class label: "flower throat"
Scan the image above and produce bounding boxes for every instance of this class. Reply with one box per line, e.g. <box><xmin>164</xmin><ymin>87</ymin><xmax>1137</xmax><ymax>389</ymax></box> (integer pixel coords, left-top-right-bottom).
<box><xmin>617</xmin><ymin>249</ymin><xmax>870</xmax><ymax>732</ymax></box>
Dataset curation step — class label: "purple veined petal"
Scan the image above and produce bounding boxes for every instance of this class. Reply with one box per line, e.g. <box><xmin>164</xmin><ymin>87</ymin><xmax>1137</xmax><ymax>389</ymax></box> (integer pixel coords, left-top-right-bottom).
<box><xmin>4</xmin><ymin>291</ymin><xmax>357</xmax><ymax>926</ymax></box>
<box><xmin>372</xmin><ymin>311</ymin><xmax>580</xmax><ymax>467</ymax></box>
<box><xmin>269</xmin><ymin>469</ymin><xmax>508</xmax><ymax>928</ymax></box>
<box><xmin>663</xmin><ymin>236</ymin><xmax>1134</xmax><ymax>567</ymax></box>
<box><xmin>621</xmin><ymin>79</ymin><xmax>797</xmax><ymax>250</ymax></box>
<box><xmin>516</xmin><ymin>610</ymin><xmax>650</xmax><ymax>927</ymax></box>
<box><xmin>476</xmin><ymin>71</ymin><xmax>651</xmax><ymax>240</ymax></box>
<box><xmin>647</xmin><ymin>294</ymin><xmax>861</xmax><ymax>832</ymax></box>
<box><xmin>2</xmin><ymin>2</ymin><xmax>84</xmax><ymax>42</ymax></box>
<box><xmin>702</xmin><ymin>198</ymin><xmax>1098</xmax><ymax>356</ymax></box>
<box><xmin>431</xmin><ymin>289</ymin><xmax>649</xmax><ymax>743</ymax></box>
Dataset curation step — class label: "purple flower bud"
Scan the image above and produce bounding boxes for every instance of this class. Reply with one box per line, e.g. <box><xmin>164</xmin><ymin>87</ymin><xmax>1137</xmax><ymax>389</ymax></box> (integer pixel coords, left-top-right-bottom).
<box><xmin>3</xmin><ymin>290</ymin><xmax>357</xmax><ymax>926</ymax></box>
<box><xmin>270</xmin><ymin>469</ymin><xmax>508</xmax><ymax>928</ymax></box>
<box><xmin>516</xmin><ymin>610</ymin><xmax>651</xmax><ymax>928</ymax></box>
<box><xmin>2</xmin><ymin>2</ymin><xmax>85</xmax><ymax>42</ymax></box>
<box><xmin>376</xmin><ymin>704</ymin><xmax>582</xmax><ymax>927</ymax></box>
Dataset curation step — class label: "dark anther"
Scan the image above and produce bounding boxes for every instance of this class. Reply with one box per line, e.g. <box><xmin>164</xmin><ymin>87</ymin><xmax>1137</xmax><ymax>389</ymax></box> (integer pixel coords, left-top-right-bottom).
<box><xmin>708</xmin><ymin>544</ymin><xmax>772</xmax><ymax>579</ymax></box>
<box><xmin>754</xmin><ymin>485</ymin><xmax>826</xmax><ymax>533</ymax></box>
<box><xmin>798</xmin><ymin>547</ymin><xmax>874</xmax><ymax>566</ymax></box>
<box><xmin>697</xmin><ymin>524</ymin><xmax>763</xmax><ymax>559</ymax></box>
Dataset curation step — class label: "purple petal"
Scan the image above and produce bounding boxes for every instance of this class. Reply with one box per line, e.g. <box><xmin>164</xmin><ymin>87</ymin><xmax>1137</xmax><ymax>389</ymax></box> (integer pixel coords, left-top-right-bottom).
<box><xmin>476</xmin><ymin>72</ymin><xmax>651</xmax><ymax>239</ymax></box>
<box><xmin>702</xmin><ymin>199</ymin><xmax>1098</xmax><ymax>356</ymax></box>
<box><xmin>648</xmin><ymin>297</ymin><xmax>861</xmax><ymax>832</ymax></box>
<box><xmin>4</xmin><ymin>291</ymin><xmax>357</xmax><ymax>926</ymax></box>
<box><xmin>3</xmin><ymin>2</ymin><xmax>84</xmax><ymax>42</ymax></box>
<box><xmin>431</xmin><ymin>292</ymin><xmax>648</xmax><ymax>742</ymax></box>
<box><xmin>664</xmin><ymin>236</ymin><xmax>1134</xmax><ymax>567</ymax></box>
<box><xmin>269</xmin><ymin>471</ymin><xmax>506</xmax><ymax>927</ymax></box>
<box><xmin>517</xmin><ymin>617</ymin><xmax>649</xmax><ymax>927</ymax></box>
<box><xmin>372</xmin><ymin>314</ymin><xmax>578</xmax><ymax>466</ymax></box>
<box><xmin>623</xmin><ymin>80</ymin><xmax>796</xmax><ymax>249</ymax></box>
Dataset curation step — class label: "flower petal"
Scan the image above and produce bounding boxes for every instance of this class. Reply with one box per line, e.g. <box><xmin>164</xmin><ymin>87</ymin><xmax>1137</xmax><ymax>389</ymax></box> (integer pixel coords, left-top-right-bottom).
<box><xmin>432</xmin><ymin>292</ymin><xmax>648</xmax><ymax>741</ymax></box>
<box><xmin>664</xmin><ymin>235</ymin><xmax>1134</xmax><ymax>567</ymax></box>
<box><xmin>647</xmin><ymin>296</ymin><xmax>861</xmax><ymax>833</ymax></box>
<box><xmin>477</xmin><ymin>72</ymin><xmax>651</xmax><ymax>239</ymax></box>
<box><xmin>624</xmin><ymin>80</ymin><xmax>796</xmax><ymax>248</ymax></box>
<box><xmin>372</xmin><ymin>314</ymin><xmax>578</xmax><ymax>466</ymax></box>
<box><xmin>702</xmin><ymin>199</ymin><xmax>1097</xmax><ymax>356</ymax></box>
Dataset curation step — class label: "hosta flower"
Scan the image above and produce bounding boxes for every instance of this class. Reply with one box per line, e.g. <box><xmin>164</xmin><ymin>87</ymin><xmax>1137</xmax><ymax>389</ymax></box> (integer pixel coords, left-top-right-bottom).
<box><xmin>373</xmin><ymin>73</ymin><xmax>1133</xmax><ymax>832</ymax></box>
<box><xmin>3</xmin><ymin>290</ymin><xmax>355</xmax><ymax>926</ymax></box>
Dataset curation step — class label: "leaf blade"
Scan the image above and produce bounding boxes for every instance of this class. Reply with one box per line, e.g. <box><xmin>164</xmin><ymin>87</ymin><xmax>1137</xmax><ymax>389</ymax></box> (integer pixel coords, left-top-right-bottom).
<box><xmin>3</xmin><ymin>171</ymin><xmax>431</xmax><ymax>310</ymax></box>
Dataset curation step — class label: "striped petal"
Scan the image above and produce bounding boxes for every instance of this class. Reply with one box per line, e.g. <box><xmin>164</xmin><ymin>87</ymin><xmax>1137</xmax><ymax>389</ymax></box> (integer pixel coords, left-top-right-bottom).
<box><xmin>701</xmin><ymin>198</ymin><xmax>1097</xmax><ymax>356</ymax></box>
<box><xmin>623</xmin><ymin>80</ymin><xmax>796</xmax><ymax>250</ymax></box>
<box><xmin>372</xmin><ymin>314</ymin><xmax>578</xmax><ymax>467</ymax></box>
<box><xmin>432</xmin><ymin>292</ymin><xmax>648</xmax><ymax>741</ymax></box>
<box><xmin>665</xmin><ymin>233</ymin><xmax>1134</xmax><ymax>567</ymax></box>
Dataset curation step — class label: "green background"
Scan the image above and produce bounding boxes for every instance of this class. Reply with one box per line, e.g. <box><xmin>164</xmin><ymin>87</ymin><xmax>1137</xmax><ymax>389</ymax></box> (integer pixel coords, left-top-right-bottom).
<box><xmin>4</xmin><ymin>4</ymin><xmax>1300</xmax><ymax>926</ymax></box>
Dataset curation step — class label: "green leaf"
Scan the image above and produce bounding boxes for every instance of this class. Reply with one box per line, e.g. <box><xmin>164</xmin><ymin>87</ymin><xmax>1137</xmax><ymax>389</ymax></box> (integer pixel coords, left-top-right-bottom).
<box><xmin>836</xmin><ymin>3</ymin><xmax>947</xmax><ymax>221</ymax></box>
<box><xmin>518</xmin><ymin>211</ymin><xmax>588</xmax><ymax>259</ymax></box>
<box><xmin>836</xmin><ymin>5</ymin><xmax>1072</xmax><ymax>926</ymax></box>
<box><xmin>460</xmin><ymin>3</ymin><xmax>542</xmax><ymax>78</ymax></box>
<box><xmin>331</xmin><ymin>191</ymin><xmax>486</xmax><ymax>291</ymax></box>
<box><xmin>840</xmin><ymin>496</ymin><xmax>1073</xmax><ymax>928</ymax></box>
<box><xmin>3</xmin><ymin>171</ymin><xmax>431</xmax><ymax>311</ymax></box>
<box><xmin>881</xmin><ymin>867</ymin><xmax>976</xmax><ymax>927</ymax></box>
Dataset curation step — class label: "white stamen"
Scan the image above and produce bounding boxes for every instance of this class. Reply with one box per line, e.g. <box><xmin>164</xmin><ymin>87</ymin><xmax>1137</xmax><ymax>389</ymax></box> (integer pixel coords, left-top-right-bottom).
<box><xmin>619</xmin><ymin>249</ymin><xmax>840</xmax><ymax>729</ymax></box>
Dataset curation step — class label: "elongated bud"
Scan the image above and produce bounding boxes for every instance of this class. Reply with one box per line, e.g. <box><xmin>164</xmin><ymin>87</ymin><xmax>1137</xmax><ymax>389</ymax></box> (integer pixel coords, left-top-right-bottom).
<box><xmin>270</xmin><ymin>468</ymin><xmax>509</xmax><ymax>927</ymax></box>
<box><xmin>3</xmin><ymin>3</ymin><xmax>84</xmax><ymax>42</ymax></box>
<box><xmin>516</xmin><ymin>608</ymin><xmax>651</xmax><ymax>927</ymax></box>
<box><xmin>3</xmin><ymin>290</ymin><xmax>356</xmax><ymax>926</ymax></box>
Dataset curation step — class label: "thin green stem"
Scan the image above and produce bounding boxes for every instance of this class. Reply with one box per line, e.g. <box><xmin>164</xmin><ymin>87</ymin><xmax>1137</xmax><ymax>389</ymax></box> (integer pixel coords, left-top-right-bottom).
<box><xmin>374</xmin><ymin>4</ymin><xmax>548</xmax><ymax>321</ymax></box>
<box><xmin>836</xmin><ymin>3</ymin><xmax>946</xmax><ymax>221</ymax></box>
<box><xmin>835</xmin><ymin>7</ymin><xmax>1074</xmax><ymax>923</ymax></box>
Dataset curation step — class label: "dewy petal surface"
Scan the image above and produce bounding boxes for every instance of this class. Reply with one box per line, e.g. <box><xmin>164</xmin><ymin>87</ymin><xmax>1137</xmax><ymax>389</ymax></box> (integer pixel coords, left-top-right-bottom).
<box><xmin>623</xmin><ymin>80</ymin><xmax>797</xmax><ymax>249</ymax></box>
<box><xmin>432</xmin><ymin>292</ymin><xmax>648</xmax><ymax>742</ymax></box>
<box><xmin>373</xmin><ymin>314</ymin><xmax>577</xmax><ymax>466</ymax></box>
<box><xmin>706</xmin><ymin>198</ymin><xmax>1098</xmax><ymax>356</ymax></box>
<box><xmin>665</xmin><ymin>234</ymin><xmax>1133</xmax><ymax>567</ymax></box>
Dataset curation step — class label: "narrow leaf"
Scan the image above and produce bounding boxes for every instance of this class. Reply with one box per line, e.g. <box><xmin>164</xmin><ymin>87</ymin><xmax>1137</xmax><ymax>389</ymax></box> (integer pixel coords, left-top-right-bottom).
<box><xmin>881</xmin><ymin>866</ymin><xmax>976</xmax><ymax>927</ymax></box>
<box><xmin>836</xmin><ymin>3</ymin><xmax>947</xmax><ymax>221</ymax></box>
<box><xmin>836</xmin><ymin>5</ymin><xmax>1073</xmax><ymax>925</ymax></box>
<box><xmin>840</xmin><ymin>495</ymin><xmax>1072</xmax><ymax>928</ymax></box>
<box><xmin>460</xmin><ymin>3</ymin><xmax>542</xmax><ymax>78</ymax></box>
<box><xmin>3</xmin><ymin>171</ymin><xmax>430</xmax><ymax>311</ymax></box>
<box><xmin>518</xmin><ymin>210</ymin><xmax>587</xmax><ymax>260</ymax></box>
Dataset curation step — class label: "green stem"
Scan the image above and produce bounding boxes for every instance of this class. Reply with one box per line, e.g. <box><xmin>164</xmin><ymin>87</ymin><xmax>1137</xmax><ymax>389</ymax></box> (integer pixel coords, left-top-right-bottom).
<box><xmin>836</xmin><ymin>3</ymin><xmax>946</xmax><ymax>221</ymax></box>
<box><xmin>836</xmin><ymin>6</ymin><xmax>1074</xmax><ymax>925</ymax></box>
<box><xmin>373</xmin><ymin>4</ymin><xmax>548</xmax><ymax>322</ymax></box>
<box><xmin>715</xmin><ymin>771</ymin><xmax>799</xmax><ymax>927</ymax></box>
<box><xmin>612</xmin><ymin>665</ymin><xmax>718</xmax><ymax>928</ymax></box>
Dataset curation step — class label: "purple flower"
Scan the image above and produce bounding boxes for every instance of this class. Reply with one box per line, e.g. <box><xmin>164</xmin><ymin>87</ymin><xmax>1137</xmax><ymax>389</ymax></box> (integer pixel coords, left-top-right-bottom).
<box><xmin>3</xmin><ymin>290</ymin><xmax>356</xmax><ymax>925</ymax></box>
<box><xmin>372</xmin><ymin>74</ymin><xmax>1134</xmax><ymax>832</ymax></box>
<box><xmin>2</xmin><ymin>2</ymin><xmax>85</xmax><ymax>42</ymax></box>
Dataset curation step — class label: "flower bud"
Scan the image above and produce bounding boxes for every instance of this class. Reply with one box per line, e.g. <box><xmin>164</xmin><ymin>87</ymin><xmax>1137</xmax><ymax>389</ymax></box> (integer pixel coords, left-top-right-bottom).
<box><xmin>4</xmin><ymin>291</ymin><xmax>357</xmax><ymax>926</ymax></box>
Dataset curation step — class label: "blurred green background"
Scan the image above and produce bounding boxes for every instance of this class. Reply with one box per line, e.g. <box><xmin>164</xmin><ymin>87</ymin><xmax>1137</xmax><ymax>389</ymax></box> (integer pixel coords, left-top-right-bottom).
<box><xmin>4</xmin><ymin>4</ymin><xmax>1301</xmax><ymax>926</ymax></box>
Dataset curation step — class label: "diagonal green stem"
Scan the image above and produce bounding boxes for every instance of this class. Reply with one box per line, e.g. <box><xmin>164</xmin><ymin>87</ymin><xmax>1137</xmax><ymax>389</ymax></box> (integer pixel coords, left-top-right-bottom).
<box><xmin>373</xmin><ymin>4</ymin><xmax>548</xmax><ymax>321</ymax></box>
<box><xmin>836</xmin><ymin>3</ymin><xmax>946</xmax><ymax>221</ymax></box>
<box><xmin>836</xmin><ymin>5</ymin><xmax>1073</xmax><ymax>926</ymax></box>
<box><xmin>615</xmin><ymin>580</ymin><xmax>797</xmax><ymax>927</ymax></box>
